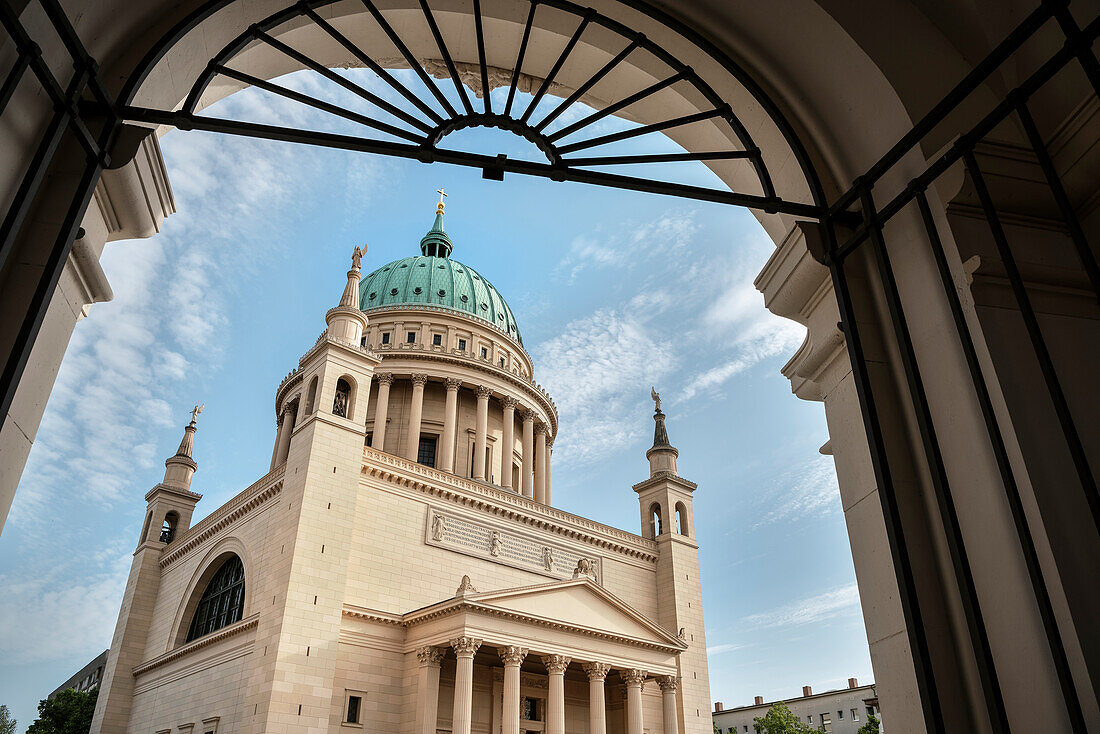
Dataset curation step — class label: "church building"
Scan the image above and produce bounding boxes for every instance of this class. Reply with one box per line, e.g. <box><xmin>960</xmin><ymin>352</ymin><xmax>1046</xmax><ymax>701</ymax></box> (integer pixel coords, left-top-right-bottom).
<box><xmin>90</xmin><ymin>196</ymin><xmax>712</xmax><ymax>734</ymax></box>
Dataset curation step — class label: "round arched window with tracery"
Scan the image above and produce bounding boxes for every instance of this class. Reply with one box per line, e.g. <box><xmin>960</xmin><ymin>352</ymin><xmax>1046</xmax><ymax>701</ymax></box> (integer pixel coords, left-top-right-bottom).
<box><xmin>186</xmin><ymin>555</ymin><xmax>245</xmax><ymax>642</ymax></box>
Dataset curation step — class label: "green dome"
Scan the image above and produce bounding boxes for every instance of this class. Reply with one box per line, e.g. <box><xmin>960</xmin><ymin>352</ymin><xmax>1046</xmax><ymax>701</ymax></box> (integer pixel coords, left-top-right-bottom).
<box><xmin>358</xmin><ymin>211</ymin><xmax>522</xmax><ymax>343</ymax></box>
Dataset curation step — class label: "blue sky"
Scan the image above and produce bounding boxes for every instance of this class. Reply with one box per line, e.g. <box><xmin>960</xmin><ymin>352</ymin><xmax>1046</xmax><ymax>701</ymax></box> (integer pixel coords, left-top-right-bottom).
<box><xmin>0</xmin><ymin>70</ymin><xmax>870</xmax><ymax>729</ymax></box>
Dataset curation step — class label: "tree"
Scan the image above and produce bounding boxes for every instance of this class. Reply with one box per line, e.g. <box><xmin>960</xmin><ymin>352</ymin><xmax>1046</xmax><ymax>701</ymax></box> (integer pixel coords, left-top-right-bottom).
<box><xmin>857</xmin><ymin>713</ymin><xmax>881</xmax><ymax>734</ymax></box>
<box><xmin>0</xmin><ymin>704</ymin><xmax>17</xmax><ymax>734</ymax></box>
<box><xmin>752</xmin><ymin>701</ymin><xmax>825</xmax><ymax>734</ymax></box>
<box><xmin>26</xmin><ymin>688</ymin><xmax>98</xmax><ymax>734</ymax></box>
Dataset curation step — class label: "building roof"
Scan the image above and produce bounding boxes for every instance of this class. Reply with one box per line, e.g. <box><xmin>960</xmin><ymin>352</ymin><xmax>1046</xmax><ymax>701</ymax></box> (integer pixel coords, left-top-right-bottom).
<box><xmin>357</xmin><ymin>210</ymin><xmax>522</xmax><ymax>344</ymax></box>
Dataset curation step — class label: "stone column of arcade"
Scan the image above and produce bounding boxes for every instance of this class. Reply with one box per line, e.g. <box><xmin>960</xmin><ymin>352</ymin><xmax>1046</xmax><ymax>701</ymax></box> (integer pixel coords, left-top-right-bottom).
<box><xmin>623</xmin><ymin>670</ymin><xmax>647</xmax><ymax>734</ymax></box>
<box><xmin>414</xmin><ymin>646</ymin><xmax>445</xmax><ymax>734</ymax></box>
<box><xmin>545</xmin><ymin>439</ymin><xmax>553</xmax><ymax>505</ymax></box>
<box><xmin>500</xmin><ymin>397</ymin><xmax>516</xmax><ymax>489</ymax></box>
<box><xmin>499</xmin><ymin>646</ymin><xmax>528</xmax><ymax>734</ymax></box>
<box><xmin>441</xmin><ymin>378</ymin><xmax>460</xmax><ymax>472</ymax></box>
<box><xmin>450</xmin><ymin>637</ymin><xmax>482</xmax><ymax>734</ymax></box>
<box><xmin>405</xmin><ymin>373</ymin><xmax>428</xmax><ymax>460</ymax></box>
<box><xmin>371</xmin><ymin>373</ymin><xmax>393</xmax><ymax>451</ymax></box>
<box><xmin>521</xmin><ymin>409</ymin><xmax>535</xmax><ymax>498</ymax></box>
<box><xmin>657</xmin><ymin>676</ymin><xmax>679</xmax><ymax>734</ymax></box>
<box><xmin>270</xmin><ymin>406</ymin><xmax>295</xmax><ymax>469</ymax></box>
<box><xmin>473</xmin><ymin>385</ymin><xmax>490</xmax><ymax>480</ymax></box>
<box><xmin>583</xmin><ymin>662</ymin><xmax>610</xmax><ymax>734</ymax></box>
<box><xmin>543</xmin><ymin>655</ymin><xmax>570</xmax><ymax>734</ymax></box>
<box><xmin>534</xmin><ymin>422</ymin><xmax>547</xmax><ymax>503</ymax></box>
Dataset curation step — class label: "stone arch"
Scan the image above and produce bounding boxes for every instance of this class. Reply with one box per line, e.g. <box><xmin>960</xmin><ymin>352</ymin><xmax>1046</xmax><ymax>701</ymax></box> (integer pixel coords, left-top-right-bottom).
<box><xmin>139</xmin><ymin>510</ymin><xmax>153</xmax><ymax>545</ymax></box>
<box><xmin>303</xmin><ymin>374</ymin><xmax>319</xmax><ymax>416</ymax></box>
<box><xmin>674</xmin><ymin>501</ymin><xmax>689</xmax><ymax>537</ymax></box>
<box><xmin>160</xmin><ymin>510</ymin><xmax>179</xmax><ymax>543</ymax></box>
<box><xmin>333</xmin><ymin>374</ymin><xmax>357</xmax><ymax>420</ymax></box>
<box><xmin>168</xmin><ymin>536</ymin><xmax>253</xmax><ymax>650</ymax></box>
<box><xmin>648</xmin><ymin>501</ymin><xmax>663</xmax><ymax>538</ymax></box>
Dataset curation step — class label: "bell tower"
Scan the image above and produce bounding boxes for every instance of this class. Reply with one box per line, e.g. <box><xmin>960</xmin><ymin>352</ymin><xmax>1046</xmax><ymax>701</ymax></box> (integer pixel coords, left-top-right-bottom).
<box><xmin>633</xmin><ymin>389</ymin><xmax>712</xmax><ymax>732</ymax></box>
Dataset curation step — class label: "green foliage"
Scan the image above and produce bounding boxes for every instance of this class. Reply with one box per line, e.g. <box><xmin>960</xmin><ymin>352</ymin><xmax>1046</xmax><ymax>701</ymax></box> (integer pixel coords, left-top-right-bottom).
<box><xmin>0</xmin><ymin>704</ymin><xmax>17</xmax><ymax>734</ymax></box>
<box><xmin>26</xmin><ymin>688</ymin><xmax>98</xmax><ymax>734</ymax></box>
<box><xmin>751</xmin><ymin>701</ymin><xmax>825</xmax><ymax>734</ymax></box>
<box><xmin>857</xmin><ymin>713</ymin><xmax>881</xmax><ymax>734</ymax></box>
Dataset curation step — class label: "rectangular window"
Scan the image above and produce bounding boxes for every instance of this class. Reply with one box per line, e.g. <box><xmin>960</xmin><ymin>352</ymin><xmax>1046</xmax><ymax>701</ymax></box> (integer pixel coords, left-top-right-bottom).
<box><xmin>499</xmin><ymin>357</ymin><xmax>505</xmax><ymax>367</ymax></box>
<box><xmin>381</xmin><ymin>332</ymin><xmax>390</xmax><ymax>344</ymax></box>
<box><xmin>838</xmin><ymin>710</ymin><xmax>844</xmax><ymax>719</ymax></box>
<box><xmin>417</xmin><ymin>435</ymin><xmax>437</xmax><ymax>467</ymax></box>
<box><xmin>808</xmin><ymin>716</ymin><xmax>813</xmax><ymax>723</ymax></box>
<box><xmin>344</xmin><ymin>694</ymin><xmax>361</xmax><ymax>725</ymax></box>
<box><xmin>522</xmin><ymin>697</ymin><xmax>541</xmax><ymax>721</ymax></box>
<box><xmin>458</xmin><ymin>338</ymin><xmax>467</xmax><ymax>351</ymax></box>
<box><xmin>820</xmin><ymin>713</ymin><xmax>832</xmax><ymax>733</ymax></box>
<box><xmin>364</xmin><ymin>432</ymin><xmax>372</xmax><ymax>448</ymax></box>
<box><xmin>432</xmin><ymin>333</ymin><xmax>442</xmax><ymax>346</ymax></box>
<box><xmin>867</xmin><ymin>706</ymin><xmax>874</xmax><ymax>718</ymax></box>
<box><xmin>852</xmin><ymin>709</ymin><xmax>859</xmax><ymax>721</ymax></box>
<box><xmin>480</xmin><ymin>347</ymin><xmax>488</xmax><ymax>358</ymax></box>
<box><xmin>406</xmin><ymin>331</ymin><xmax>416</xmax><ymax>343</ymax></box>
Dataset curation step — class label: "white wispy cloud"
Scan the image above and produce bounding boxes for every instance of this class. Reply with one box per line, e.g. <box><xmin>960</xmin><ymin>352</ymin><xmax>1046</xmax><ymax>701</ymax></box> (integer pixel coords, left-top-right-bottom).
<box><xmin>558</xmin><ymin>211</ymin><xmax>697</xmax><ymax>282</ymax></box>
<box><xmin>743</xmin><ymin>583</ymin><xmax>861</xmax><ymax>629</ymax></box>
<box><xmin>707</xmin><ymin>642</ymin><xmax>748</xmax><ymax>656</ymax></box>
<box><xmin>752</xmin><ymin>455</ymin><xmax>841</xmax><ymax>530</ymax></box>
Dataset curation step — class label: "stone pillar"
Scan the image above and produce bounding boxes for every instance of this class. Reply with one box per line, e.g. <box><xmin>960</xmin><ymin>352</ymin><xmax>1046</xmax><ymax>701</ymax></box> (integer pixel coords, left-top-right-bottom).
<box><xmin>415</xmin><ymin>646</ymin><xmax>445</xmax><ymax>734</ymax></box>
<box><xmin>450</xmin><ymin>637</ymin><xmax>482</xmax><ymax>734</ymax></box>
<box><xmin>372</xmin><ymin>373</ymin><xmax>393</xmax><ymax>451</ymax></box>
<box><xmin>521</xmin><ymin>410</ymin><xmax>535</xmax><ymax>498</ymax></box>
<box><xmin>542</xmin><ymin>655</ymin><xmax>571</xmax><ymax>734</ymax></box>
<box><xmin>583</xmin><ymin>662</ymin><xmax>610</xmax><ymax>734</ymax></box>
<box><xmin>420</xmin><ymin>321</ymin><xmax>430</xmax><ymax>346</ymax></box>
<box><xmin>270</xmin><ymin>407</ymin><xmax>294</xmax><ymax>470</ymax></box>
<box><xmin>473</xmin><ymin>385</ymin><xmax>491</xmax><ymax>480</ymax></box>
<box><xmin>405</xmin><ymin>373</ymin><xmax>428</xmax><ymax>461</ymax></box>
<box><xmin>446</xmin><ymin>325</ymin><xmax>456</xmax><ymax>350</ymax></box>
<box><xmin>499</xmin><ymin>646</ymin><xmax>528</xmax><ymax>734</ymax></box>
<box><xmin>500</xmin><ymin>397</ymin><xmax>517</xmax><ymax>489</ymax></box>
<box><xmin>534</xmin><ymin>422</ymin><xmax>547</xmax><ymax>503</ymax></box>
<box><xmin>657</xmin><ymin>676</ymin><xmax>679</xmax><ymax>734</ymax></box>
<box><xmin>545</xmin><ymin>440</ymin><xmax>553</xmax><ymax>505</ymax></box>
<box><xmin>368</xmin><ymin>323</ymin><xmax>379</xmax><ymax>347</ymax></box>
<box><xmin>441</xmin><ymin>378</ymin><xmax>460</xmax><ymax>472</ymax></box>
<box><xmin>623</xmin><ymin>669</ymin><xmax>647</xmax><ymax>734</ymax></box>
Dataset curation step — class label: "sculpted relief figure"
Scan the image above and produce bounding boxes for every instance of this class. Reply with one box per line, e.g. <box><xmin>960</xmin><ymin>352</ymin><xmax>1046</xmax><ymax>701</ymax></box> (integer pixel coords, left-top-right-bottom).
<box><xmin>542</xmin><ymin>546</ymin><xmax>555</xmax><ymax>571</ymax></box>
<box><xmin>489</xmin><ymin>530</ymin><xmax>502</xmax><ymax>557</ymax></box>
<box><xmin>432</xmin><ymin>514</ymin><xmax>447</xmax><ymax>541</ymax></box>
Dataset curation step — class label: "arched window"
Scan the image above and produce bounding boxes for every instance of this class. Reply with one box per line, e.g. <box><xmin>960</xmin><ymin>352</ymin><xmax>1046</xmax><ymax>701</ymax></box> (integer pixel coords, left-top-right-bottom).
<box><xmin>304</xmin><ymin>375</ymin><xmax>318</xmax><ymax>415</ymax></box>
<box><xmin>160</xmin><ymin>511</ymin><xmax>178</xmax><ymax>543</ymax></box>
<box><xmin>186</xmin><ymin>555</ymin><xmax>245</xmax><ymax>642</ymax></box>
<box><xmin>333</xmin><ymin>378</ymin><xmax>351</xmax><ymax>418</ymax></box>
<box><xmin>650</xmin><ymin>502</ymin><xmax>664</xmax><ymax>537</ymax></box>
<box><xmin>675</xmin><ymin>502</ymin><xmax>689</xmax><ymax>536</ymax></box>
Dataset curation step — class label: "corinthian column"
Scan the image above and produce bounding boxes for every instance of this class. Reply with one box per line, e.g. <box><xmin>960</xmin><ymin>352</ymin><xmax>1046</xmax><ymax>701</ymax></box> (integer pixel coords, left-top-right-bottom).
<box><xmin>622</xmin><ymin>669</ymin><xmax>647</xmax><ymax>734</ymax></box>
<box><xmin>583</xmin><ymin>662</ymin><xmax>611</xmax><ymax>734</ymax></box>
<box><xmin>372</xmin><ymin>373</ymin><xmax>393</xmax><ymax>452</ymax></box>
<box><xmin>405</xmin><ymin>373</ymin><xmax>428</xmax><ymax>461</ymax></box>
<box><xmin>500</xmin><ymin>397</ymin><xmax>517</xmax><ymax>489</ymax></box>
<box><xmin>542</xmin><ymin>655</ymin><xmax>571</xmax><ymax>734</ymax></box>
<box><xmin>499</xmin><ymin>646</ymin><xmax>528</xmax><ymax>734</ymax></box>
<box><xmin>534</xmin><ymin>422</ymin><xmax>547</xmax><ymax>503</ymax></box>
<box><xmin>414</xmin><ymin>646</ymin><xmax>445</xmax><ymax>734</ymax></box>
<box><xmin>545</xmin><ymin>439</ymin><xmax>553</xmax><ymax>505</ymax></box>
<box><xmin>473</xmin><ymin>385</ymin><xmax>491</xmax><ymax>480</ymax></box>
<box><xmin>521</xmin><ymin>409</ymin><xmax>535</xmax><ymax>498</ymax></box>
<box><xmin>450</xmin><ymin>637</ymin><xmax>482</xmax><ymax>734</ymax></box>
<box><xmin>441</xmin><ymin>378</ymin><xmax>460</xmax><ymax>472</ymax></box>
<box><xmin>271</xmin><ymin>406</ymin><xmax>295</xmax><ymax>469</ymax></box>
<box><xmin>658</xmin><ymin>676</ymin><xmax>679</xmax><ymax>734</ymax></box>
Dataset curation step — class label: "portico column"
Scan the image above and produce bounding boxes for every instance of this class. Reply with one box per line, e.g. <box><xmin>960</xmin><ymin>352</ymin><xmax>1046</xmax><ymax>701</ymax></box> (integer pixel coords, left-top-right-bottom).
<box><xmin>542</xmin><ymin>655</ymin><xmax>571</xmax><ymax>734</ymax></box>
<box><xmin>414</xmin><ymin>646</ymin><xmax>445</xmax><ymax>734</ymax></box>
<box><xmin>440</xmin><ymin>378</ymin><xmax>460</xmax><ymax>472</ymax></box>
<box><xmin>473</xmin><ymin>385</ymin><xmax>491</xmax><ymax>480</ymax></box>
<box><xmin>533</xmin><ymin>422</ymin><xmax>547</xmax><ymax>503</ymax></box>
<box><xmin>545</xmin><ymin>439</ymin><xmax>553</xmax><ymax>505</ymax></box>
<box><xmin>623</xmin><ymin>669</ymin><xmax>647</xmax><ymax>734</ymax></box>
<box><xmin>271</xmin><ymin>407</ymin><xmax>294</xmax><ymax>469</ymax></box>
<box><xmin>450</xmin><ymin>637</ymin><xmax>482</xmax><ymax>734</ymax></box>
<box><xmin>372</xmin><ymin>373</ymin><xmax>393</xmax><ymax>451</ymax></box>
<box><xmin>521</xmin><ymin>409</ymin><xmax>535</xmax><ymax>498</ymax></box>
<box><xmin>499</xmin><ymin>646</ymin><xmax>528</xmax><ymax>734</ymax></box>
<box><xmin>582</xmin><ymin>662</ymin><xmax>611</xmax><ymax>734</ymax></box>
<box><xmin>500</xmin><ymin>397</ymin><xmax>517</xmax><ymax>489</ymax></box>
<box><xmin>657</xmin><ymin>676</ymin><xmax>679</xmax><ymax>734</ymax></box>
<box><xmin>405</xmin><ymin>373</ymin><xmax>428</xmax><ymax>461</ymax></box>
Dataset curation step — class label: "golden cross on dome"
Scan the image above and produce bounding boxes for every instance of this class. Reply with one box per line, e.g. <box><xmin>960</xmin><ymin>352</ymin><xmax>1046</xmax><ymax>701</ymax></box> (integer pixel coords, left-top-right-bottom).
<box><xmin>436</xmin><ymin>187</ymin><xmax>447</xmax><ymax>214</ymax></box>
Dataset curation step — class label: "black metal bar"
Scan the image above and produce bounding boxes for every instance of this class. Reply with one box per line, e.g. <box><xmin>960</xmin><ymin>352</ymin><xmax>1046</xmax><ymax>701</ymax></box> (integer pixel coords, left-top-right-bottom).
<box><xmin>1053</xmin><ymin>5</ymin><xmax>1100</xmax><ymax>99</ymax></box>
<box><xmin>1016</xmin><ymin>101</ymin><xmax>1100</xmax><ymax>299</ymax></box>
<box><xmin>860</xmin><ymin>186</ymin><xmax>1010</xmax><ymax>734</ymax></box>
<box><xmin>0</xmin><ymin>54</ymin><xmax>29</xmax><ymax>118</ymax></box>
<box><xmin>563</xmin><ymin>149</ymin><xmax>755</xmax><ymax>166</ymax></box>
<box><xmin>358</xmin><ymin>0</ymin><xmax>458</xmax><ymax>118</ymax></box>
<box><xmin>304</xmin><ymin>8</ymin><xmax>444</xmax><ymax>126</ymax></box>
<box><xmin>213</xmin><ymin>64</ymin><xmax>426</xmax><ymax>143</ymax></box>
<box><xmin>557</xmin><ymin>107</ymin><xmax>722</xmax><ymax>154</ymax></box>
<box><xmin>472</xmin><ymin>0</ymin><xmax>490</xmax><ymax>114</ymax></box>
<box><xmin>915</xmin><ymin>189</ymin><xmax>1088</xmax><ymax>733</ymax></box>
<box><xmin>962</xmin><ymin>148</ymin><xmax>1100</xmax><ymax>534</ymax></box>
<box><xmin>520</xmin><ymin>13</ymin><xmax>591</xmax><ymax>124</ymax></box>
<box><xmin>504</xmin><ymin>0</ymin><xmax>538</xmax><ymax>117</ymax></box>
<box><xmin>418</xmin><ymin>0</ymin><xmax>474</xmax><ymax>115</ymax></box>
<box><xmin>547</xmin><ymin>71</ymin><xmax>686</xmax><ymax>143</ymax></box>
<box><xmin>535</xmin><ymin>37</ymin><xmax>639</xmax><ymax>132</ymax></box>
<box><xmin>822</xmin><ymin>217</ymin><xmax>946</xmax><ymax>734</ymax></box>
<box><xmin>254</xmin><ymin>30</ymin><xmax>435</xmax><ymax>134</ymax></box>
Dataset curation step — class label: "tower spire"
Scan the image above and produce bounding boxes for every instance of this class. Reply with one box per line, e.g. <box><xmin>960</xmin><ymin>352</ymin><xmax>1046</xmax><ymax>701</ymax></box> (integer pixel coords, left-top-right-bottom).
<box><xmin>646</xmin><ymin>388</ymin><xmax>679</xmax><ymax>477</ymax></box>
<box><xmin>421</xmin><ymin>188</ymin><xmax>453</xmax><ymax>257</ymax></box>
<box><xmin>163</xmin><ymin>405</ymin><xmax>202</xmax><ymax>489</ymax></box>
<box><xmin>326</xmin><ymin>246</ymin><xmax>369</xmax><ymax>344</ymax></box>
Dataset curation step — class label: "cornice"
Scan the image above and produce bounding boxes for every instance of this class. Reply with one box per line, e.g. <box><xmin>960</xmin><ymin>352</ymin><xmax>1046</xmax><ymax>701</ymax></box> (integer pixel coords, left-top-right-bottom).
<box><xmin>362</xmin><ymin>303</ymin><xmax>528</xmax><ymax>359</ymax></box>
<box><xmin>132</xmin><ymin>614</ymin><xmax>258</xmax><ymax>676</ymax></box>
<box><xmin>362</xmin><ymin>448</ymin><xmax>658</xmax><ymax>562</ymax></box>
<box><xmin>631</xmin><ymin>472</ymin><xmax>697</xmax><ymax>493</ymax></box>
<box><xmin>274</xmin><ymin>368</ymin><xmax>302</xmax><ymax>416</ymax></box>
<box><xmin>145</xmin><ymin>483</ymin><xmax>202</xmax><ymax>503</ymax></box>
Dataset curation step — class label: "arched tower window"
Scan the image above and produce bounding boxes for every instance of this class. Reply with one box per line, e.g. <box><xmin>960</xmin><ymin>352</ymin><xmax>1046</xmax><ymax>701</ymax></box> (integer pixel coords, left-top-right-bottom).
<box><xmin>675</xmin><ymin>502</ymin><xmax>689</xmax><ymax>536</ymax></box>
<box><xmin>650</xmin><ymin>502</ymin><xmax>664</xmax><ymax>537</ymax></box>
<box><xmin>160</xmin><ymin>512</ymin><xmax>179</xmax><ymax>543</ymax></box>
<box><xmin>333</xmin><ymin>378</ymin><xmax>351</xmax><ymax>418</ymax></box>
<box><xmin>304</xmin><ymin>375</ymin><xmax>318</xmax><ymax>415</ymax></box>
<box><xmin>186</xmin><ymin>555</ymin><xmax>245</xmax><ymax>642</ymax></box>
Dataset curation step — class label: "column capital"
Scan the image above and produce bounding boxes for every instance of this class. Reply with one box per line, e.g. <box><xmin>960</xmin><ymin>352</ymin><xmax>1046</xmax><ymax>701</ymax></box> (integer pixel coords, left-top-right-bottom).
<box><xmin>502</xmin><ymin>396</ymin><xmax>518</xmax><ymax>410</ymax></box>
<box><xmin>375</xmin><ymin>372</ymin><xmax>394</xmax><ymax>386</ymax></box>
<box><xmin>498</xmin><ymin>646</ymin><xmax>529</xmax><ymax>666</ymax></box>
<box><xmin>621</xmin><ymin>669</ymin><xmax>648</xmax><ymax>687</ymax></box>
<box><xmin>451</xmin><ymin>636</ymin><xmax>482</xmax><ymax>657</ymax></box>
<box><xmin>541</xmin><ymin>655</ymin><xmax>571</xmax><ymax>673</ymax></box>
<box><xmin>520</xmin><ymin>407</ymin><xmax>536</xmax><ymax>423</ymax></box>
<box><xmin>656</xmin><ymin>675</ymin><xmax>678</xmax><ymax>692</ymax></box>
<box><xmin>582</xmin><ymin>661</ymin><xmax>611</xmax><ymax>681</ymax></box>
<box><xmin>445</xmin><ymin>377</ymin><xmax>461</xmax><ymax>391</ymax></box>
<box><xmin>534</xmin><ymin>421</ymin><xmax>547</xmax><ymax>436</ymax></box>
<box><xmin>416</xmin><ymin>646</ymin><xmax>446</xmax><ymax>667</ymax></box>
<box><xmin>476</xmin><ymin>385</ymin><xmax>492</xmax><ymax>400</ymax></box>
<box><xmin>411</xmin><ymin>373</ymin><xmax>429</xmax><ymax>387</ymax></box>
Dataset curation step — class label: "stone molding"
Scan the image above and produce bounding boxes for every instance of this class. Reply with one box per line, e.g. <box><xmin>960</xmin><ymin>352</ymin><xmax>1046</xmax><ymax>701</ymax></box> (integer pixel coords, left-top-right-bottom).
<box><xmin>631</xmin><ymin>472</ymin><xmax>698</xmax><ymax>493</ymax></box>
<box><xmin>274</xmin><ymin>367</ymin><xmax>302</xmax><ymax>413</ymax></box>
<box><xmin>411</xmin><ymin>373</ymin><xmax>429</xmax><ymax>387</ymax></box>
<box><xmin>502</xmin><ymin>396</ymin><xmax>518</xmax><ymax>410</ymax></box>
<box><xmin>542</xmin><ymin>654</ymin><xmax>571</xmax><ymax>673</ymax></box>
<box><xmin>583</xmin><ymin>662</ymin><xmax>611</xmax><ymax>680</ymax></box>
<box><xmin>375</xmin><ymin>372</ymin><xmax>394</xmax><ymax>386</ymax></box>
<box><xmin>622</xmin><ymin>669</ymin><xmax>648</xmax><ymax>686</ymax></box>
<box><xmin>534</xmin><ymin>421</ymin><xmax>547</xmax><ymax>435</ymax></box>
<box><xmin>131</xmin><ymin>614</ymin><xmax>258</xmax><ymax>676</ymax></box>
<box><xmin>451</xmin><ymin>636</ymin><xmax>482</xmax><ymax>657</ymax></box>
<box><xmin>445</xmin><ymin>377</ymin><xmax>461</xmax><ymax>391</ymax></box>
<box><xmin>476</xmin><ymin>384</ymin><xmax>493</xmax><ymax>400</ymax></box>
<box><xmin>361</xmin><ymin>302</ymin><xmax>527</xmax><ymax>356</ymax></box>
<box><xmin>417</xmin><ymin>646</ymin><xmax>447</xmax><ymax>667</ymax></box>
<box><xmin>499</xmin><ymin>646</ymin><xmax>529</xmax><ymax>666</ymax></box>
<box><xmin>656</xmin><ymin>675</ymin><xmax>678</xmax><ymax>691</ymax></box>
<box><xmin>144</xmin><ymin>482</ymin><xmax>202</xmax><ymax>503</ymax></box>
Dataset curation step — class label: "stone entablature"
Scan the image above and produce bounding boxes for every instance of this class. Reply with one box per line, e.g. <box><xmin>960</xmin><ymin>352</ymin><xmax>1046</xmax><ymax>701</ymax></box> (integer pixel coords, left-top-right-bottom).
<box><xmin>362</xmin><ymin>447</ymin><xmax>659</xmax><ymax>562</ymax></box>
<box><xmin>130</xmin><ymin>614</ymin><xmax>259</xmax><ymax>676</ymax></box>
<box><xmin>362</xmin><ymin>303</ymin><xmax>530</xmax><ymax>363</ymax></box>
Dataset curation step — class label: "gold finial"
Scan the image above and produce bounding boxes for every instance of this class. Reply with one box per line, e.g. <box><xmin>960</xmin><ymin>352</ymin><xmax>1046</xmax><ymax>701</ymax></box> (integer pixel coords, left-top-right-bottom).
<box><xmin>436</xmin><ymin>187</ymin><xmax>447</xmax><ymax>215</ymax></box>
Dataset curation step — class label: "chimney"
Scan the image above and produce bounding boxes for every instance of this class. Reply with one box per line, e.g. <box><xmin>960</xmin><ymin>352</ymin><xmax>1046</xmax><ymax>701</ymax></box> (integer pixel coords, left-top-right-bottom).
<box><xmin>714</xmin><ymin>702</ymin><xmax>723</xmax><ymax>712</ymax></box>
<box><xmin>848</xmin><ymin>678</ymin><xmax>859</xmax><ymax>689</ymax></box>
<box><xmin>754</xmin><ymin>696</ymin><xmax>764</xmax><ymax>705</ymax></box>
<box><xmin>802</xmin><ymin>686</ymin><xmax>812</xmax><ymax>697</ymax></box>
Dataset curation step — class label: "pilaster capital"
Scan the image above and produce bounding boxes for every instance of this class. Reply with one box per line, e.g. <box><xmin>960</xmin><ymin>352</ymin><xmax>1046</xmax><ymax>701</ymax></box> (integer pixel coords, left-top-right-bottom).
<box><xmin>498</xmin><ymin>646</ymin><xmax>528</xmax><ymax>667</ymax></box>
<box><xmin>445</xmin><ymin>377</ymin><xmax>461</xmax><ymax>391</ymax></box>
<box><xmin>534</xmin><ymin>421</ymin><xmax>547</xmax><ymax>436</ymax></box>
<box><xmin>656</xmin><ymin>675</ymin><xmax>678</xmax><ymax>692</ymax></box>
<box><xmin>416</xmin><ymin>646</ymin><xmax>446</xmax><ymax>667</ymax></box>
<box><xmin>411</xmin><ymin>373</ymin><xmax>429</xmax><ymax>387</ymax></box>
<box><xmin>451</xmin><ymin>636</ymin><xmax>482</xmax><ymax>658</ymax></box>
<box><xmin>501</xmin><ymin>396</ymin><xmax>518</xmax><ymax>411</ymax></box>
<box><xmin>375</xmin><ymin>372</ymin><xmax>394</xmax><ymax>386</ymax></box>
<box><xmin>582</xmin><ymin>661</ymin><xmax>611</xmax><ymax>681</ymax></box>
<box><xmin>541</xmin><ymin>654</ymin><xmax>571</xmax><ymax>674</ymax></box>
<box><xmin>476</xmin><ymin>385</ymin><xmax>493</xmax><ymax>400</ymax></box>
<box><xmin>622</xmin><ymin>669</ymin><xmax>648</xmax><ymax>687</ymax></box>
